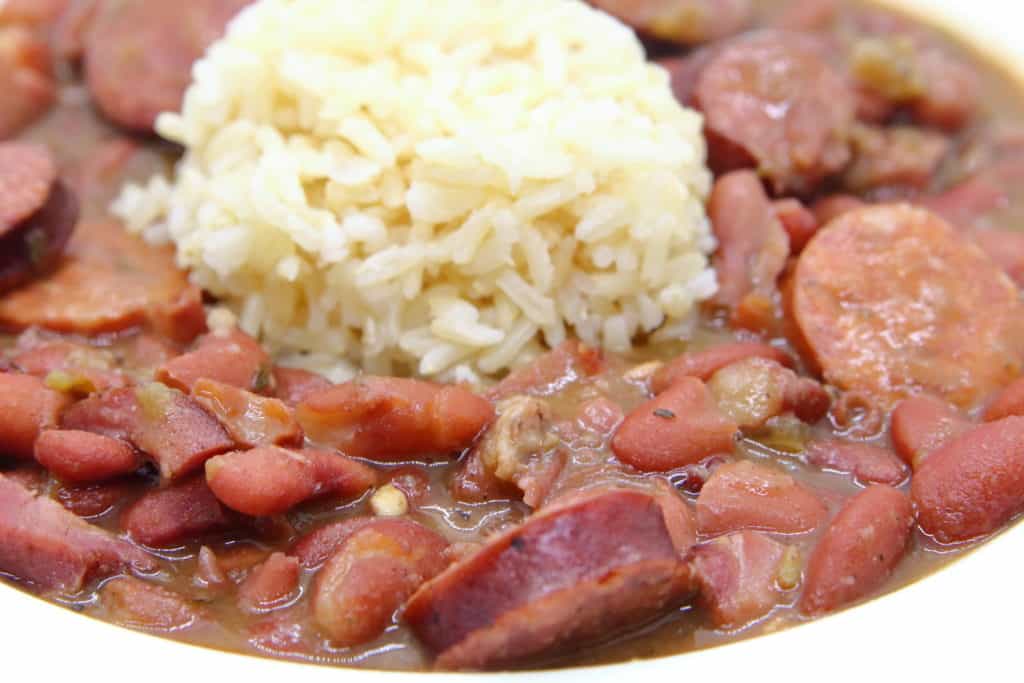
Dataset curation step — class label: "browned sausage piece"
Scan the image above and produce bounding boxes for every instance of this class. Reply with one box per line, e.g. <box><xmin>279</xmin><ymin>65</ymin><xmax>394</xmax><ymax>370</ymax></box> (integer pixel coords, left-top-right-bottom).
<box><xmin>912</xmin><ymin>417</ymin><xmax>1024</xmax><ymax>544</ymax></box>
<box><xmin>800</xmin><ymin>485</ymin><xmax>913</xmax><ymax>615</ymax></box>
<box><xmin>96</xmin><ymin>576</ymin><xmax>200</xmax><ymax>631</ymax></box>
<box><xmin>696</xmin><ymin>460</ymin><xmax>827</xmax><ymax>536</ymax></box>
<box><xmin>688</xmin><ymin>530</ymin><xmax>796</xmax><ymax>629</ymax></box>
<box><xmin>192</xmin><ymin>378</ymin><xmax>302</xmax><ymax>449</ymax></box>
<box><xmin>693</xmin><ymin>30</ymin><xmax>855</xmax><ymax>195</ymax></box>
<box><xmin>205</xmin><ymin>446</ymin><xmax>377</xmax><ymax>517</ymax></box>
<box><xmin>612</xmin><ymin>377</ymin><xmax>737</xmax><ymax>472</ymax></box>
<box><xmin>890</xmin><ymin>395</ymin><xmax>971</xmax><ymax>471</ymax></box>
<box><xmin>63</xmin><ymin>384</ymin><xmax>235</xmax><ymax>481</ymax></box>
<box><xmin>404</xmin><ymin>489</ymin><xmax>692</xmax><ymax>670</ymax></box>
<box><xmin>0</xmin><ymin>473</ymin><xmax>156</xmax><ymax>592</ymax></box>
<box><xmin>84</xmin><ymin>0</ymin><xmax>253</xmax><ymax>132</ymax></box>
<box><xmin>297</xmin><ymin>377</ymin><xmax>494</xmax><ymax>461</ymax></box>
<box><xmin>312</xmin><ymin>519</ymin><xmax>449</xmax><ymax>647</ymax></box>
<box><xmin>842</xmin><ymin>124</ymin><xmax>950</xmax><ymax>195</ymax></box>
<box><xmin>34</xmin><ymin>430</ymin><xmax>140</xmax><ymax>483</ymax></box>
<box><xmin>0</xmin><ymin>221</ymin><xmax>206</xmax><ymax>343</ymax></box>
<box><xmin>458</xmin><ymin>395</ymin><xmax>562</xmax><ymax>508</ymax></box>
<box><xmin>121</xmin><ymin>476</ymin><xmax>233</xmax><ymax>548</ymax></box>
<box><xmin>486</xmin><ymin>340</ymin><xmax>604</xmax><ymax>401</ymax></box>
<box><xmin>707</xmin><ymin>171</ymin><xmax>790</xmax><ymax>332</ymax></box>
<box><xmin>803</xmin><ymin>439</ymin><xmax>909</xmax><ymax>486</ymax></box>
<box><xmin>651</xmin><ymin>341</ymin><xmax>794</xmax><ymax>395</ymax></box>
<box><xmin>591</xmin><ymin>0</ymin><xmax>752</xmax><ymax>45</ymax></box>
<box><xmin>792</xmin><ymin>204</ymin><xmax>1024</xmax><ymax>411</ymax></box>
<box><xmin>157</xmin><ymin>329</ymin><xmax>270</xmax><ymax>394</ymax></box>
<box><xmin>0</xmin><ymin>372</ymin><xmax>71</xmax><ymax>460</ymax></box>
<box><xmin>0</xmin><ymin>180</ymin><xmax>80</xmax><ymax>295</ymax></box>
<box><xmin>0</xmin><ymin>26</ymin><xmax>56</xmax><ymax>140</ymax></box>
<box><xmin>0</xmin><ymin>142</ymin><xmax>56</xmax><ymax>235</ymax></box>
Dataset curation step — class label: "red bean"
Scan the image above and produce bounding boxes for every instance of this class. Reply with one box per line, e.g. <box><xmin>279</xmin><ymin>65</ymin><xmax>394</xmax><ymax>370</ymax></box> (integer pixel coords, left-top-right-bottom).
<box><xmin>652</xmin><ymin>342</ymin><xmax>794</xmax><ymax>395</ymax></box>
<box><xmin>612</xmin><ymin>377</ymin><xmax>737</xmax><ymax>472</ymax></box>
<box><xmin>238</xmin><ymin>552</ymin><xmax>301</xmax><ymax>614</ymax></box>
<box><xmin>773</xmin><ymin>198</ymin><xmax>819</xmax><ymax>253</ymax></box>
<box><xmin>122</xmin><ymin>476</ymin><xmax>233</xmax><ymax>547</ymax></box>
<box><xmin>800</xmin><ymin>485</ymin><xmax>913</xmax><ymax>615</ymax></box>
<box><xmin>0</xmin><ymin>373</ymin><xmax>71</xmax><ymax>460</ymax></box>
<box><xmin>696</xmin><ymin>460</ymin><xmax>828</xmax><ymax>536</ymax></box>
<box><xmin>312</xmin><ymin>519</ymin><xmax>449</xmax><ymax>647</ymax></box>
<box><xmin>205</xmin><ymin>446</ymin><xmax>377</xmax><ymax>516</ymax></box>
<box><xmin>890</xmin><ymin>395</ymin><xmax>971</xmax><ymax>470</ymax></box>
<box><xmin>297</xmin><ymin>377</ymin><xmax>494</xmax><ymax>461</ymax></box>
<box><xmin>158</xmin><ymin>329</ymin><xmax>271</xmax><ymax>394</ymax></box>
<box><xmin>35</xmin><ymin>430</ymin><xmax>139</xmax><ymax>483</ymax></box>
<box><xmin>97</xmin><ymin>576</ymin><xmax>199</xmax><ymax>631</ymax></box>
<box><xmin>804</xmin><ymin>439</ymin><xmax>909</xmax><ymax>486</ymax></box>
<box><xmin>486</xmin><ymin>340</ymin><xmax>604</xmax><ymax>401</ymax></box>
<box><xmin>912</xmin><ymin>417</ymin><xmax>1024</xmax><ymax>544</ymax></box>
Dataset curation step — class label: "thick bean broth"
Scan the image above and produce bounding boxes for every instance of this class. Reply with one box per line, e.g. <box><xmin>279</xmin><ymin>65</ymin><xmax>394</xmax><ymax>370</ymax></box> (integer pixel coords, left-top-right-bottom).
<box><xmin>2</xmin><ymin>0</ymin><xmax>1024</xmax><ymax>672</ymax></box>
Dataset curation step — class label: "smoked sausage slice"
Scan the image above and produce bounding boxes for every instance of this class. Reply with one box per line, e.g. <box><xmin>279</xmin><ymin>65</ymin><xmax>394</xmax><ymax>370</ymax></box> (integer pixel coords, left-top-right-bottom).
<box><xmin>404</xmin><ymin>488</ymin><xmax>691</xmax><ymax>670</ymax></box>
<box><xmin>792</xmin><ymin>204</ymin><xmax>1023</xmax><ymax>410</ymax></box>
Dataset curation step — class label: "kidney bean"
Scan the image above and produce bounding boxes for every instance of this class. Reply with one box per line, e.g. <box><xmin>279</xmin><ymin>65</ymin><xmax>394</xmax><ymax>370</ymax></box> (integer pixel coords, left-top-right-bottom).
<box><xmin>34</xmin><ymin>430</ymin><xmax>139</xmax><ymax>484</ymax></box>
<box><xmin>890</xmin><ymin>395</ymin><xmax>971</xmax><ymax>470</ymax></box>
<box><xmin>651</xmin><ymin>342</ymin><xmax>794</xmax><ymax>395</ymax></box>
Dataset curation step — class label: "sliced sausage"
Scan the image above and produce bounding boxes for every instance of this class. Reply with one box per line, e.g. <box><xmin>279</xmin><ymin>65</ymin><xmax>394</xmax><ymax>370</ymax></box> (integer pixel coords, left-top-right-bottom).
<box><xmin>693</xmin><ymin>30</ymin><xmax>856</xmax><ymax>194</ymax></box>
<box><xmin>803</xmin><ymin>439</ymin><xmax>909</xmax><ymax>486</ymax></box>
<box><xmin>121</xmin><ymin>476</ymin><xmax>233</xmax><ymax>548</ymax></box>
<box><xmin>890</xmin><ymin>395</ymin><xmax>971</xmax><ymax>470</ymax></box>
<box><xmin>0</xmin><ymin>142</ymin><xmax>56</xmax><ymax>235</ymax></box>
<box><xmin>238</xmin><ymin>552</ymin><xmax>301</xmax><ymax>614</ymax></box>
<box><xmin>591</xmin><ymin>0</ymin><xmax>753</xmax><ymax>46</ymax></box>
<box><xmin>800</xmin><ymin>485</ymin><xmax>913</xmax><ymax>615</ymax></box>
<box><xmin>192</xmin><ymin>378</ymin><xmax>302</xmax><ymax>449</ymax></box>
<box><xmin>0</xmin><ymin>373</ymin><xmax>71</xmax><ymax>460</ymax></box>
<box><xmin>96</xmin><ymin>576</ymin><xmax>199</xmax><ymax>631</ymax></box>
<box><xmin>696</xmin><ymin>460</ymin><xmax>828</xmax><ymax>536</ymax></box>
<box><xmin>312</xmin><ymin>519</ymin><xmax>449</xmax><ymax>647</ymax></box>
<box><xmin>707</xmin><ymin>170</ymin><xmax>790</xmax><ymax>332</ymax></box>
<box><xmin>652</xmin><ymin>341</ymin><xmax>794</xmax><ymax>395</ymax></box>
<box><xmin>296</xmin><ymin>377</ymin><xmax>494</xmax><ymax>461</ymax></box>
<box><xmin>912</xmin><ymin>417</ymin><xmax>1024</xmax><ymax>544</ymax></box>
<box><xmin>84</xmin><ymin>0</ymin><xmax>253</xmax><ymax>132</ymax></box>
<box><xmin>792</xmin><ymin>204</ymin><xmax>1024</xmax><ymax>410</ymax></box>
<box><xmin>487</xmin><ymin>340</ymin><xmax>603</xmax><ymax>401</ymax></box>
<box><xmin>63</xmin><ymin>384</ymin><xmax>235</xmax><ymax>481</ymax></box>
<box><xmin>54</xmin><ymin>479</ymin><xmax>139</xmax><ymax>519</ymax></box>
<box><xmin>688</xmin><ymin>530</ymin><xmax>795</xmax><ymax>629</ymax></box>
<box><xmin>34</xmin><ymin>430</ymin><xmax>139</xmax><ymax>484</ymax></box>
<box><xmin>0</xmin><ymin>26</ymin><xmax>55</xmax><ymax>139</ymax></box>
<box><xmin>157</xmin><ymin>329</ymin><xmax>270</xmax><ymax>394</ymax></box>
<box><xmin>0</xmin><ymin>180</ymin><xmax>80</xmax><ymax>295</ymax></box>
<box><xmin>403</xmin><ymin>489</ymin><xmax>691</xmax><ymax>670</ymax></box>
<box><xmin>0</xmin><ymin>220</ymin><xmax>206</xmax><ymax>343</ymax></box>
<box><xmin>205</xmin><ymin>446</ymin><xmax>377</xmax><ymax>517</ymax></box>
<box><xmin>612</xmin><ymin>377</ymin><xmax>737</xmax><ymax>472</ymax></box>
<box><xmin>0</xmin><ymin>473</ymin><xmax>156</xmax><ymax>592</ymax></box>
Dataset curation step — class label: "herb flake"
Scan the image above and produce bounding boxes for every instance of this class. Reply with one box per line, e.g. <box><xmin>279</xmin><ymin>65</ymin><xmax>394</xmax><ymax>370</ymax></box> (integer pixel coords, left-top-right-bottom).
<box><xmin>653</xmin><ymin>408</ymin><xmax>676</xmax><ymax>419</ymax></box>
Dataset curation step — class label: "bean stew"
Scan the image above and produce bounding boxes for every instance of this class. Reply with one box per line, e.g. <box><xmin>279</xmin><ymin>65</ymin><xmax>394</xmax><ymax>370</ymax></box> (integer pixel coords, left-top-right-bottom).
<box><xmin>3</xmin><ymin>0</ymin><xmax>1024</xmax><ymax>672</ymax></box>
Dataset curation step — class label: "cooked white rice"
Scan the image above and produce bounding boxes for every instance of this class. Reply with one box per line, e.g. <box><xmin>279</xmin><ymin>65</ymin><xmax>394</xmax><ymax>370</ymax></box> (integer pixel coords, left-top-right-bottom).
<box><xmin>113</xmin><ymin>0</ymin><xmax>716</xmax><ymax>380</ymax></box>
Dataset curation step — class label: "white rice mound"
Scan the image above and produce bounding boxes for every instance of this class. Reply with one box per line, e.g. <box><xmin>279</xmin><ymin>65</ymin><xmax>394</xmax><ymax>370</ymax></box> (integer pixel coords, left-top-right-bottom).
<box><xmin>113</xmin><ymin>0</ymin><xmax>716</xmax><ymax>381</ymax></box>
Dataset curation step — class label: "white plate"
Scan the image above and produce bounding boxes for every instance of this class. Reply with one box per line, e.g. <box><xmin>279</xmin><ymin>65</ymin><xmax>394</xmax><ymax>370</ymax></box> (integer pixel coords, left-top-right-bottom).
<box><xmin>4</xmin><ymin>1</ymin><xmax>1023</xmax><ymax>681</ymax></box>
